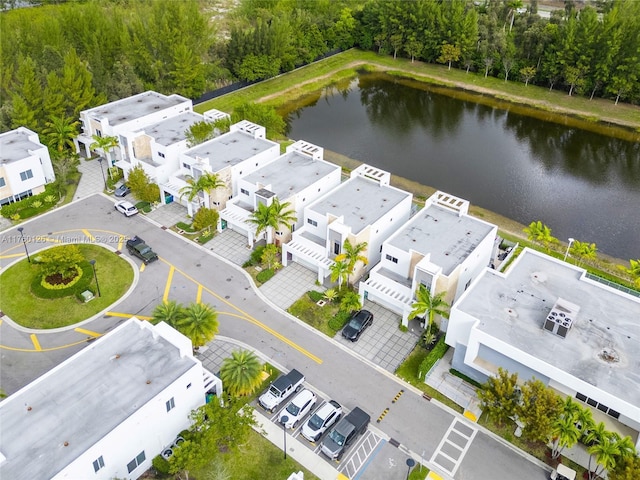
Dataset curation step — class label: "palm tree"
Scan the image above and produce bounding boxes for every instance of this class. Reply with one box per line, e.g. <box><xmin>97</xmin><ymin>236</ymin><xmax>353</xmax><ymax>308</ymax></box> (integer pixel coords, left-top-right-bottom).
<box><xmin>523</xmin><ymin>220</ymin><xmax>557</xmax><ymax>251</ymax></box>
<box><xmin>176</xmin><ymin>302</ymin><xmax>219</xmax><ymax>349</ymax></box>
<box><xmin>550</xmin><ymin>414</ymin><xmax>581</xmax><ymax>460</ymax></box>
<box><xmin>612</xmin><ymin>434</ymin><xmax>637</xmax><ymax>463</ymax></box>
<box><xmin>574</xmin><ymin>403</ymin><xmax>594</xmax><ymax>438</ymax></box>
<box><xmin>90</xmin><ymin>134</ymin><xmax>119</xmax><ymax>165</ymax></box>
<box><xmin>247</xmin><ymin>198</ymin><xmax>296</xmax><ymax>245</ymax></box>
<box><xmin>408</xmin><ymin>284</ymin><xmax>450</xmax><ymax>336</ymax></box>
<box><xmin>570</xmin><ymin>240</ymin><xmax>598</xmax><ymax>266</ymax></box>
<box><xmin>584</xmin><ymin>422</ymin><xmax>609</xmax><ymax>477</ymax></box>
<box><xmin>179</xmin><ymin>172</ymin><xmax>225</xmax><ymax>213</ymax></box>
<box><xmin>329</xmin><ymin>260</ymin><xmax>350</xmax><ymax>291</ymax></box>
<box><xmin>219</xmin><ymin>350</ymin><xmax>263</xmax><ymax>397</ymax></box>
<box><xmin>42</xmin><ymin>115</ymin><xmax>79</xmax><ymax>153</ymax></box>
<box><xmin>152</xmin><ymin>300</ymin><xmax>184</xmax><ymax>327</ymax></box>
<box><xmin>335</xmin><ymin>239</ymin><xmax>368</xmax><ymax>286</ymax></box>
<box><xmin>625</xmin><ymin>259</ymin><xmax>640</xmax><ymax>288</ymax></box>
<box><xmin>588</xmin><ymin>434</ymin><xmax>620</xmax><ymax>480</ymax></box>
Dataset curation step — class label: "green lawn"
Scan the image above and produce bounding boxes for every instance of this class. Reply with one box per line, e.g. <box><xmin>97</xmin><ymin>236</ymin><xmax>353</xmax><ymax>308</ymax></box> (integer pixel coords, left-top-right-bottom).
<box><xmin>0</xmin><ymin>244</ymin><xmax>134</xmax><ymax>329</ymax></box>
<box><xmin>287</xmin><ymin>294</ymin><xmax>341</xmax><ymax>337</ymax></box>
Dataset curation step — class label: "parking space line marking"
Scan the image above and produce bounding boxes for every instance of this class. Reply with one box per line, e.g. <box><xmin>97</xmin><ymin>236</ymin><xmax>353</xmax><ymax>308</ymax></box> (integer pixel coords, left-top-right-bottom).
<box><xmin>30</xmin><ymin>334</ymin><xmax>42</xmax><ymax>351</ymax></box>
<box><xmin>74</xmin><ymin>328</ymin><xmax>102</xmax><ymax>338</ymax></box>
<box><xmin>82</xmin><ymin>229</ymin><xmax>95</xmax><ymax>242</ymax></box>
<box><xmin>163</xmin><ymin>266</ymin><xmax>175</xmax><ymax>302</ymax></box>
<box><xmin>196</xmin><ymin>285</ymin><xmax>203</xmax><ymax>304</ymax></box>
<box><xmin>1</xmin><ymin>338</ymin><xmax>101</xmax><ymax>352</ymax></box>
<box><xmin>105</xmin><ymin>312</ymin><xmax>152</xmax><ymax>321</ymax></box>
<box><xmin>140</xmin><ymin>263</ymin><xmax>146</xmax><ymax>273</ymax></box>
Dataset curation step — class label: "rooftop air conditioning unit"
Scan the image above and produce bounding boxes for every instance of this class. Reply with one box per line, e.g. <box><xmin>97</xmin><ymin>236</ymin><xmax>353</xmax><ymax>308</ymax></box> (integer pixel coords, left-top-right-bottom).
<box><xmin>543</xmin><ymin>298</ymin><xmax>580</xmax><ymax>338</ymax></box>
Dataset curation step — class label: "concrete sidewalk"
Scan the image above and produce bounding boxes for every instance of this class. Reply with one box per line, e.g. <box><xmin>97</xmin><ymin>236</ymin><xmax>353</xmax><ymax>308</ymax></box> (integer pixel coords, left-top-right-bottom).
<box><xmin>251</xmin><ymin>408</ymin><xmax>346</xmax><ymax>480</ymax></box>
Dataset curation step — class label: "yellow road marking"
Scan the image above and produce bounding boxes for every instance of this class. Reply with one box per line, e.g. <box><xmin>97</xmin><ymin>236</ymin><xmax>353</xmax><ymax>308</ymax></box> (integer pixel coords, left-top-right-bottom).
<box><xmin>0</xmin><ymin>253</ymin><xmax>25</xmax><ymax>259</ymax></box>
<box><xmin>74</xmin><ymin>327</ymin><xmax>102</xmax><ymax>338</ymax></box>
<box><xmin>163</xmin><ymin>266</ymin><xmax>175</xmax><ymax>302</ymax></box>
<box><xmin>118</xmin><ymin>235</ymin><xmax>124</xmax><ymax>251</ymax></box>
<box><xmin>196</xmin><ymin>285</ymin><xmax>203</xmax><ymax>304</ymax></box>
<box><xmin>82</xmin><ymin>229</ymin><xmax>95</xmax><ymax>242</ymax></box>
<box><xmin>140</xmin><ymin>263</ymin><xmax>146</xmax><ymax>273</ymax></box>
<box><xmin>463</xmin><ymin>410</ymin><xmax>478</xmax><ymax>422</ymax></box>
<box><xmin>427</xmin><ymin>472</ymin><xmax>444</xmax><ymax>480</ymax></box>
<box><xmin>1</xmin><ymin>338</ymin><xmax>99</xmax><ymax>352</ymax></box>
<box><xmin>30</xmin><ymin>334</ymin><xmax>42</xmax><ymax>351</ymax></box>
<box><xmin>105</xmin><ymin>312</ymin><xmax>152</xmax><ymax>320</ymax></box>
<box><xmin>38</xmin><ymin>236</ymin><xmax>62</xmax><ymax>243</ymax></box>
<box><xmin>160</xmin><ymin>259</ymin><xmax>322</xmax><ymax>364</ymax></box>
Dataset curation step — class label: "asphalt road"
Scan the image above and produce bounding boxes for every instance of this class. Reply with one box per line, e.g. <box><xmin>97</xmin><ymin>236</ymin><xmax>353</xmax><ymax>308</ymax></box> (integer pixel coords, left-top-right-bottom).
<box><xmin>0</xmin><ymin>194</ymin><xmax>551</xmax><ymax>480</ymax></box>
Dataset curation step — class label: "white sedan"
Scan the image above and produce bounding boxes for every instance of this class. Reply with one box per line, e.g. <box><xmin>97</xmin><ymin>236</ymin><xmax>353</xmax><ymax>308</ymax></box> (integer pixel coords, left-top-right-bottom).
<box><xmin>278</xmin><ymin>389</ymin><xmax>316</xmax><ymax>429</ymax></box>
<box><xmin>115</xmin><ymin>201</ymin><xmax>138</xmax><ymax>217</ymax></box>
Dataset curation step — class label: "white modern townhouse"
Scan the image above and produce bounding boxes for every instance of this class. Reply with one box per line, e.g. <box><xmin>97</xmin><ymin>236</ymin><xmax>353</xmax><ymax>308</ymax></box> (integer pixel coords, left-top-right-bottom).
<box><xmin>162</xmin><ymin>120</ymin><xmax>280</xmax><ymax>215</ymax></box>
<box><xmin>219</xmin><ymin>140</ymin><xmax>342</xmax><ymax>246</ymax></box>
<box><xmin>0</xmin><ymin>127</ymin><xmax>55</xmax><ymax>207</ymax></box>
<box><xmin>359</xmin><ymin>191</ymin><xmax>497</xmax><ymax>327</ymax></box>
<box><xmin>282</xmin><ymin>164</ymin><xmax>413</xmax><ymax>284</ymax></box>
<box><xmin>446</xmin><ymin>248</ymin><xmax>640</xmax><ymax>449</ymax></box>
<box><xmin>0</xmin><ymin>318</ymin><xmax>222</xmax><ymax>480</ymax></box>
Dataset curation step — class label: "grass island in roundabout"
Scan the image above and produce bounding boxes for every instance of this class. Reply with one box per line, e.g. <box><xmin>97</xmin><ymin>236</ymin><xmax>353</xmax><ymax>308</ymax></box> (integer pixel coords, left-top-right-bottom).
<box><xmin>0</xmin><ymin>243</ymin><xmax>134</xmax><ymax>329</ymax></box>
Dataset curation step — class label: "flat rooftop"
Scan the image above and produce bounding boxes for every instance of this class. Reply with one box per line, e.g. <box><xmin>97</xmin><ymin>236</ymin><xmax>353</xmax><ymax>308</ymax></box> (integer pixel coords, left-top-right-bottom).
<box><xmin>84</xmin><ymin>91</ymin><xmax>189</xmax><ymax>127</ymax></box>
<box><xmin>139</xmin><ymin>111</ymin><xmax>203</xmax><ymax>146</ymax></box>
<box><xmin>456</xmin><ymin>249</ymin><xmax>640</xmax><ymax>407</ymax></box>
<box><xmin>309</xmin><ymin>176</ymin><xmax>411</xmax><ymax>234</ymax></box>
<box><xmin>0</xmin><ymin>320</ymin><xmax>197</xmax><ymax>480</ymax></box>
<box><xmin>242</xmin><ymin>151</ymin><xmax>339</xmax><ymax>199</ymax></box>
<box><xmin>0</xmin><ymin>129</ymin><xmax>43</xmax><ymax>164</ymax></box>
<box><xmin>183</xmin><ymin>130</ymin><xmax>276</xmax><ymax>171</ymax></box>
<box><xmin>388</xmin><ymin>203</ymin><xmax>495</xmax><ymax>275</ymax></box>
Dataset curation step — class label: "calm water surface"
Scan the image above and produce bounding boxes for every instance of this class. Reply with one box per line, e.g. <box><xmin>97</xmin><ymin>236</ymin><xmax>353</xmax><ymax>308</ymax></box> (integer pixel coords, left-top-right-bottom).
<box><xmin>281</xmin><ymin>74</ymin><xmax>640</xmax><ymax>260</ymax></box>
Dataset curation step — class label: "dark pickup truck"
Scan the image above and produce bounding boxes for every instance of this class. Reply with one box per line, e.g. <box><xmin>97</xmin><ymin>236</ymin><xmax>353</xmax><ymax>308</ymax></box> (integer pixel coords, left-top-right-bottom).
<box><xmin>126</xmin><ymin>236</ymin><xmax>158</xmax><ymax>264</ymax></box>
<box><xmin>320</xmin><ymin>406</ymin><xmax>370</xmax><ymax>460</ymax></box>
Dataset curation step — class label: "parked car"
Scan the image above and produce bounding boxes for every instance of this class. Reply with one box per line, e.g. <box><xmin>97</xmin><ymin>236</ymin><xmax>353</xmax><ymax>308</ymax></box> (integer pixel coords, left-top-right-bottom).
<box><xmin>301</xmin><ymin>400</ymin><xmax>342</xmax><ymax>442</ymax></box>
<box><xmin>550</xmin><ymin>465</ymin><xmax>576</xmax><ymax>480</ymax></box>
<box><xmin>126</xmin><ymin>236</ymin><xmax>158</xmax><ymax>264</ymax></box>
<box><xmin>114</xmin><ymin>183</ymin><xmax>130</xmax><ymax>197</ymax></box>
<box><xmin>278</xmin><ymin>389</ymin><xmax>317</xmax><ymax>429</ymax></box>
<box><xmin>114</xmin><ymin>201</ymin><xmax>138</xmax><ymax>217</ymax></box>
<box><xmin>341</xmin><ymin>310</ymin><xmax>374</xmax><ymax>341</ymax></box>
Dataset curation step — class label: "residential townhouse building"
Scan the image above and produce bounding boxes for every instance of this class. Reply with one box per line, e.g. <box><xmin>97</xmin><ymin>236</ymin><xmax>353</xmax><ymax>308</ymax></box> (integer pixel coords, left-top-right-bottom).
<box><xmin>359</xmin><ymin>191</ymin><xmax>497</xmax><ymax>326</ymax></box>
<box><xmin>219</xmin><ymin>140</ymin><xmax>341</xmax><ymax>246</ymax></box>
<box><xmin>445</xmin><ymin>248</ymin><xmax>640</xmax><ymax>449</ymax></box>
<box><xmin>162</xmin><ymin>121</ymin><xmax>280</xmax><ymax>216</ymax></box>
<box><xmin>282</xmin><ymin>165</ymin><xmax>413</xmax><ymax>284</ymax></box>
<box><xmin>0</xmin><ymin>318</ymin><xmax>221</xmax><ymax>480</ymax></box>
<box><xmin>0</xmin><ymin>127</ymin><xmax>55</xmax><ymax>206</ymax></box>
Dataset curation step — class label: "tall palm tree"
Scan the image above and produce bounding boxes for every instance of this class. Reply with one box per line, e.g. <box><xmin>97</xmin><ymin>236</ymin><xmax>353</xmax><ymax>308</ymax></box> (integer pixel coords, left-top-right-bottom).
<box><xmin>179</xmin><ymin>172</ymin><xmax>225</xmax><ymax>211</ymax></box>
<box><xmin>550</xmin><ymin>414</ymin><xmax>581</xmax><ymax>459</ymax></box>
<box><xmin>612</xmin><ymin>434</ymin><xmax>637</xmax><ymax>463</ymax></box>
<box><xmin>152</xmin><ymin>300</ymin><xmax>184</xmax><ymax>327</ymax></box>
<box><xmin>584</xmin><ymin>422</ymin><xmax>609</xmax><ymax>477</ymax></box>
<box><xmin>247</xmin><ymin>198</ymin><xmax>296</xmax><ymax>245</ymax></box>
<box><xmin>176</xmin><ymin>302</ymin><xmax>219</xmax><ymax>349</ymax></box>
<box><xmin>42</xmin><ymin>115</ymin><xmax>79</xmax><ymax>153</ymax></box>
<box><xmin>588</xmin><ymin>435</ymin><xmax>620</xmax><ymax>480</ymax></box>
<box><xmin>335</xmin><ymin>239</ymin><xmax>368</xmax><ymax>286</ymax></box>
<box><xmin>570</xmin><ymin>240</ymin><xmax>598</xmax><ymax>266</ymax></box>
<box><xmin>219</xmin><ymin>350</ymin><xmax>263</xmax><ymax>397</ymax></box>
<box><xmin>625</xmin><ymin>259</ymin><xmax>640</xmax><ymax>287</ymax></box>
<box><xmin>574</xmin><ymin>403</ymin><xmax>594</xmax><ymax>438</ymax></box>
<box><xmin>523</xmin><ymin>220</ymin><xmax>557</xmax><ymax>251</ymax></box>
<box><xmin>408</xmin><ymin>284</ymin><xmax>450</xmax><ymax>336</ymax></box>
<box><xmin>90</xmin><ymin>134</ymin><xmax>119</xmax><ymax>165</ymax></box>
<box><xmin>329</xmin><ymin>260</ymin><xmax>350</xmax><ymax>291</ymax></box>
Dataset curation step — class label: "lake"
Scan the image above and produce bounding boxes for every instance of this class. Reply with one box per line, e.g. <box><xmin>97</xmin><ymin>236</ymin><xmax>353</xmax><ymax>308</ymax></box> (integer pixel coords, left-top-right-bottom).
<box><xmin>280</xmin><ymin>73</ymin><xmax>640</xmax><ymax>261</ymax></box>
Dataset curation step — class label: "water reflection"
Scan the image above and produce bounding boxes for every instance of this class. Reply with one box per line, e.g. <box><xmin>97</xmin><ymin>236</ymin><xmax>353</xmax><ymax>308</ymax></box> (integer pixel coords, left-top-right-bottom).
<box><xmin>280</xmin><ymin>73</ymin><xmax>640</xmax><ymax>259</ymax></box>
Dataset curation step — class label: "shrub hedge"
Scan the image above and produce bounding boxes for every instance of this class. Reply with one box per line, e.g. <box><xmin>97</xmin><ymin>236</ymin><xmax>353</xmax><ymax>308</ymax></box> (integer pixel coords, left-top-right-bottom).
<box><xmin>307</xmin><ymin>290</ymin><xmax>324</xmax><ymax>302</ymax></box>
<box><xmin>1</xmin><ymin>183</ymin><xmax>60</xmax><ymax>219</ymax></box>
<box><xmin>328</xmin><ymin>310</ymin><xmax>350</xmax><ymax>332</ymax></box>
<box><xmin>30</xmin><ymin>261</ymin><xmax>95</xmax><ymax>299</ymax></box>
<box><xmin>256</xmin><ymin>268</ymin><xmax>275</xmax><ymax>283</ymax></box>
<box><xmin>418</xmin><ymin>336</ymin><xmax>449</xmax><ymax>379</ymax></box>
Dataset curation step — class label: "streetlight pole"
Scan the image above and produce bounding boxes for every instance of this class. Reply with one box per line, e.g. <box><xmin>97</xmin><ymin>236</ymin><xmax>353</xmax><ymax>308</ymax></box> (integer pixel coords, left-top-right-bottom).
<box><xmin>280</xmin><ymin>415</ymin><xmax>289</xmax><ymax>460</ymax></box>
<box><xmin>563</xmin><ymin>237</ymin><xmax>575</xmax><ymax>262</ymax></box>
<box><xmin>405</xmin><ymin>458</ymin><xmax>416</xmax><ymax>479</ymax></box>
<box><xmin>97</xmin><ymin>157</ymin><xmax>107</xmax><ymax>191</ymax></box>
<box><xmin>17</xmin><ymin>227</ymin><xmax>30</xmax><ymax>263</ymax></box>
<box><xmin>89</xmin><ymin>259</ymin><xmax>101</xmax><ymax>297</ymax></box>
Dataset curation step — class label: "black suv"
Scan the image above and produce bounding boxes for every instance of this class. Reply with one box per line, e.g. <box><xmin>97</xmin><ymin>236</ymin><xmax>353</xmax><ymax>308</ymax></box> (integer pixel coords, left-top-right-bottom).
<box><xmin>341</xmin><ymin>310</ymin><xmax>373</xmax><ymax>341</ymax></box>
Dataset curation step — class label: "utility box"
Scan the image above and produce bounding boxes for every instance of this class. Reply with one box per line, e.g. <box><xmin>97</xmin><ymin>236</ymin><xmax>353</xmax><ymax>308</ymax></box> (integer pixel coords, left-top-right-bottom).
<box><xmin>81</xmin><ymin>290</ymin><xmax>94</xmax><ymax>302</ymax></box>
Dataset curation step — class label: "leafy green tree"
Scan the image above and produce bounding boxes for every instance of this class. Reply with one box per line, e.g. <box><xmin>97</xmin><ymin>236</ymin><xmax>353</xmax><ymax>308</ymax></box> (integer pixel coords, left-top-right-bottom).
<box><xmin>612</xmin><ymin>434</ymin><xmax>637</xmax><ymax>464</ymax></box>
<box><xmin>192</xmin><ymin>207</ymin><xmax>219</xmax><ymax>234</ymax></box>
<box><xmin>340</xmin><ymin>290</ymin><xmax>362</xmax><ymax>313</ymax></box>
<box><xmin>477</xmin><ymin>368</ymin><xmax>521</xmax><ymax>426</ymax></box>
<box><xmin>408</xmin><ymin>284</ymin><xmax>450</xmax><ymax>333</ymax></box>
<box><xmin>10</xmin><ymin>56</ymin><xmax>43</xmax><ymax>131</ymax></box>
<box><xmin>437</xmin><ymin>43</ymin><xmax>461</xmax><ymax>70</ymax></box>
<box><xmin>169</xmin><ymin>42</ymin><xmax>206</xmax><ymax>99</ymax></box>
<box><xmin>588</xmin><ymin>434</ymin><xmax>621</xmax><ymax>480</ymax></box>
<box><xmin>231</xmin><ymin>102</ymin><xmax>285</xmax><ymax>139</ymax></box>
<box><xmin>260</xmin><ymin>244</ymin><xmax>280</xmax><ymax>270</ymax></box>
<box><xmin>152</xmin><ymin>300</ymin><xmax>184</xmax><ymax>328</ymax></box>
<box><xmin>185</xmin><ymin>121</ymin><xmax>216</xmax><ymax>148</ymax></box>
<box><xmin>405</xmin><ymin>38</ymin><xmax>423</xmax><ymax>63</ymax></box>
<box><xmin>625</xmin><ymin>259</ymin><xmax>640</xmax><ymax>287</ymax></box>
<box><xmin>335</xmin><ymin>239</ymin><xmax>368</xmax><ymax>286</ymax></box>
<box><xmin>38</xmin><ymin>244</ymin><xmax>84</xmax><ymax>279</ymax></box>
<box><xmin>570</xmin><ymin>240</ymin><xmax>598</xmax><ymax>266</ymax></box>
<box><xmin>329</xmin><ymin>260</ymin><xmax>349</xmax><ymax>291</ymax></box>
<box><xmin>247</xmin><ymin>198</ymin><xmax>296</xmax><ymax>245</ymax></box>
<box><xmin>177</xmin><ymin>302</ymin><xmax>219</xmax><ymax>349</ymax></box>
<box><xmin>610</xmin><ymin>456</ymin><xmax>640</xmax><ymax>480</ymax></box>
<box><xmin>51</xmin><ymin>150</ymin><xmax>79</xmax><ymax>197</ymax></box>
<box><xmin>517</xmin><ymin>379</ymin><xmax>561</xmax><ymax>443</ymax></box>
<box><xmin>42</xmin><ymin>115</ymin><xmax>79</xmax><ymax>153</ymax></box>
<box><xmin>127</xmin><ymin>166</ymin><xmax>159</xmax><ymax>202</ymax></box>
<box><xmin>520</xmin><ymin>66</ymin><xmax>537</xmax><ymax>86</ymax></box>
<box><xmin>219</xmin><ymin>349</ymin><xmax>263</xmax><ymax>397</ymax></box>
<box><xmin>524</xmin><ymin>220</ymin><xmax>557</xmax><ymax>251</ymax></box>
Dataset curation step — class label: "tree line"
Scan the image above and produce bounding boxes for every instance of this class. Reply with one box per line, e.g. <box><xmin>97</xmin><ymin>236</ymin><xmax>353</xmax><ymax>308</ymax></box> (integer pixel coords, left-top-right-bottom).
<box><xmin>2</xmin><ymin>0</ymin><xmax>639</xmax><ymax>139</ymax></box>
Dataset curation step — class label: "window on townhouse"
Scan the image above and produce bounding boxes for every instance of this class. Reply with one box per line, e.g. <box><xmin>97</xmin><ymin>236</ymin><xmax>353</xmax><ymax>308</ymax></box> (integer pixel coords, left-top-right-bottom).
<box><xmin>20</xmin><ymin>170</ymin><xmax>33</xmax><ymax>181</ymax></box>
<box><xmin>228</xmin><ymin>195</ymin><xmax>233</xmax><ymax>200</ymax></box>
<box><xmin>465</xmin><ymin>279</ymin><xmax>472</xmax><ymax>291</ymax></box>
<box><xmin>241</xmin><ymin>188</ymin><xmax>249</xmax><ymax>195</ymax></box>
<box><xmin>183</xmin><ymin>163</ymin><xmax>191</xmax><ymax>170</ymax></box>
<box><xmin>166</xmin><ymin>397</ymin><xmax>175</xmax><ymax>412</ymax></box>
<box><xmin>385</xmin><ymin>254</ymin><xmax>398</xmax><ymax>264</ymax></box>
<box><xmin>158</xmin><ymin>152</ymin><xmax>165</xmax><ymax>158</ymax></box>
<box><xmin>334</xmin><ymin>242</ymin><xmax>340</xmax><ymax>255</ymax></box>
<box><xmin>186</xmin><ymin>383</ymin><xmax>192</xmax><ymax>389</ymax></box>
<box><xmin>127</xmin><ymin>451</ymin><xmax>146</xmax><ymax>473</ymax></box>
<box><xmin>96</xmin><ymin>130</ymin><xmax>102</xmax><ymax>137</ymax></box>
<box><xmin>307</xmin><ymin>219</ymin><xmax>317</xmax><ymax>227</ymax></box>
<box><xmin>276</xmin><ymin>231</ymin><xmax>283</xmax><ymax>236</ymax></box>
<box><xmin>0</xmin><ymin>177</ymin><xmax>5</xmax><ymax>187</ymax></box>
<box><xmin>92</xmin><ymin>456</ymin><xmax>105</xmax><ymax>473</ymax></box>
